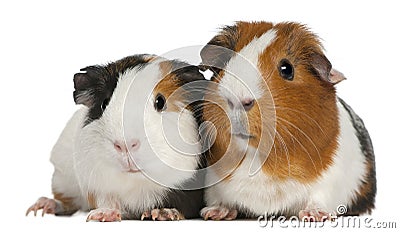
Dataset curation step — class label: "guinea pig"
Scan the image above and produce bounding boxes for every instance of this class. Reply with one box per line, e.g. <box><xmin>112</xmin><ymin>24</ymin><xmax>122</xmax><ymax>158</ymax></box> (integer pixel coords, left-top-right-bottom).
<box><xmin>26</xmin><ymin>54</ymin><xmax>206</xmax><ymax>221</ymax></box>
<box><xmin>198</xmin><ymin>21</ymin><xmax>376</xmax><ymax>221</ymax></box>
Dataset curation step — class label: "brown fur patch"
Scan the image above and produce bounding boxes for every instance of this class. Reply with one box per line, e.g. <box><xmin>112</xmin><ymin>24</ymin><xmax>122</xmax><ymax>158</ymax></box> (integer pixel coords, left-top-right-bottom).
<box><xmin>203</xmin><ymin>86</ymin><xmax>232</xmax><ymax>167</ymax></box>
<box><xmin>153</xmin><ymin>61</ymin><xmax>182</xmax><ymax>113</ymax></box>
<box><xmin>87</xmin><ymin>192</ymin><xmax>97</xmax><ymax>210</ymax></box>
<box><xmin>202</xmin><ymin>82</ymin><xmax>250</xmax><ymax>180</ymax></box>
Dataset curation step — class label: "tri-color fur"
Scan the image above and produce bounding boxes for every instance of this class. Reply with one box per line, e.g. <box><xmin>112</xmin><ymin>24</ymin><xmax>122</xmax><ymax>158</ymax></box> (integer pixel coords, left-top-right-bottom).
<box><xmin>27</xmin><ymin>55</ymin><xmax>205</xmax><ymax>221</ymax></box>
<box><xmin>200</xmin><ymin>21</ymin><xmax>376</xmax><ymax>219</ymax></box>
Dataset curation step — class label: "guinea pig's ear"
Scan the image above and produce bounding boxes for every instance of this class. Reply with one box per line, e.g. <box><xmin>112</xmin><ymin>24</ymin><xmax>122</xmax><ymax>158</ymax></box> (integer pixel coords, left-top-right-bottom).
<box><xmin>310</xmin><ymin>52</ymin><xmax>346</xmax><ymax>85</ymax></box>
<box><xmin>172</xmin><ymin>65</ymin><xmax>207</xmax><ymax>103</ymax></box>
<box><xmin>329</xmin><ymin>69</ymin><xmax>346</xmax><ymax>85</ymax></box>
<box><xmin>73</xmin><ymin>66</ymin><xmax>106</xmax><ymax>107</ymax></box>
<box><xmin>175</xmin><ymin>65</ymin><xmax>205</xmax><ymax>84</ymax></box>
<box><xmin>200</xmin><ymin>25</ymin><xmax>237</xmax><ymax>71</ymax></box>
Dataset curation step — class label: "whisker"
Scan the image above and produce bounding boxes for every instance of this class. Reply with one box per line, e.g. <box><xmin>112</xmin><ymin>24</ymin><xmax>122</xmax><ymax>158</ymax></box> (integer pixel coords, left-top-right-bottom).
<box><xmin>272</xmin><ymin>142</ymin><xmax>278</xmax><ymax>176</ymax></box>
<box><xmin>277</xmin><ymin>116</ymin><xmax>323</xmax><ymax>168</ymax></box>
<box><xmin>255</xmin><ymin>124</ymin><xmax>276</xmax><ymax>172</ymax></box>
<box><xmin>273</xmin><ymin>106</ymin><xmax>327</xmax><ymax>137</ymax></box>
<box><xmin>274</xmin><ymin>131</ymin><xmax>291</xmax><ymax>177</ymax></box>
<box><xmin>279</xmin><ymin>124</ymin><xmax>319</xmax><ymax>175</ymax></box>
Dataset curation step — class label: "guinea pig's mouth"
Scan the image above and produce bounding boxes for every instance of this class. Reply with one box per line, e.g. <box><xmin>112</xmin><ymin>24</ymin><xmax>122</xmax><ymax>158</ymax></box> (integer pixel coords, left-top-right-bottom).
<box><xmin>231</xmin><ymin>119</ymin><xmax>253</xmax><ymax>139</ymax></box>
<box><xmin>233</xmin><ymin>132</ymin><xmax>254</xmax><ymax>140</ymax></box>
<box><xmin>125</xmin><ymin>168</ymin><xmax>141</xmax><ymax>174</ymax></box>
<box><xmin>120</xmin><ymin>160</ymin><xmax>141</xmax><ymax>174</ymax></box>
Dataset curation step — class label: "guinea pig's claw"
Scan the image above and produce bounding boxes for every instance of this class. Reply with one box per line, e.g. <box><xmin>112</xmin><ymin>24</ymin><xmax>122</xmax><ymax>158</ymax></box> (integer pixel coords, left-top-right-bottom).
<box><xmin>86</xmin><ymin>208</ymin><xmax>122</xmax><ymax>222</ymax></box>
<box><xmin>201</xmin><ymin>206</ymin><xmax>238</xmax><ymax>220</ymax></box>
<box><xmin>141</xmin><ymin>208</ymin><xmax>184</xmax><ymax>221</ymax></box>
<box><xmin>26</xmin><ymin>197</ymin><xmax>57</xmax><ymax>217</ymax></box>
<box><xmin>299</xmin><ymin>208</ymin><xmax>332</xmax><ymax>222</ymax></box>
<box><xmin>140</xmin><ymin>210</ymin><xmax>150</xmax><ymax>220</ymax></box>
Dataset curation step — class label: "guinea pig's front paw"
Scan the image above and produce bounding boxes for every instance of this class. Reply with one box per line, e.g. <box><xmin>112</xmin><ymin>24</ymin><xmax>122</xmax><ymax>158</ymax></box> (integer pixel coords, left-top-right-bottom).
<box><xmin>141</xmin><ymin>208</ymin><xmax>184</xmax><ymax>221</ymax></box>
<box><xmin>201</xmin><ymin>206</ymin><xmax>238</xmax><ymax>220</ymax></box>
<box><xmin>299</xmin><ymin>208</ymin><xmax>332</xmax><ymax>222</ymax></box>
<box><xmin>26</xmin><ymin>197</ymin><xmax>57</xmax><ymax>217</ymax></box>
<box><xmin>86</xmin><ymin>208</ymin><xmax>122</xmax><ymax>222</ymax></box>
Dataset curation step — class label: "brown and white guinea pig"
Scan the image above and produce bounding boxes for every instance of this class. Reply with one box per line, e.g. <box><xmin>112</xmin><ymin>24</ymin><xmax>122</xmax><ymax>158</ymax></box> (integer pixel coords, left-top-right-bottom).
<box><xmin>199</xmin><ymin>21</ymin><xmax>376</xmax><ymax>221</ymax></box>
<box><xmin>26</xmin><ymin>54</ymin><xmax>206</xmax><ymax>221</ymax></box>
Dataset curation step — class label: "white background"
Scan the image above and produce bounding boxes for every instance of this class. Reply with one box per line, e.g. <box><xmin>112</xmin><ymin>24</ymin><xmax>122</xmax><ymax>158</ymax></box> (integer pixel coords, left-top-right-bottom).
<box><xmin>0</xmin><ymin>0</ymin><xmax>399</xmax><ymax>232</ymax></box>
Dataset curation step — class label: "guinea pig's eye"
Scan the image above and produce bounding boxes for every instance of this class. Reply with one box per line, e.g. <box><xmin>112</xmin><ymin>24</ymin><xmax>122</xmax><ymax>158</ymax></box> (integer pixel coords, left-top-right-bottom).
<box><xmin>278</xmin><ymin>59</ymin><xmax>294</xmax><ymax>81</ymax></box>
<box><xmin>101</xmin><ymin>98</ymin><xmax>110</xmax><ymax>111</ymax></box>
<box><xmin>154</xmin><ymin>93</ymin><xmax>166</xmax><ymax>112</ymax></box>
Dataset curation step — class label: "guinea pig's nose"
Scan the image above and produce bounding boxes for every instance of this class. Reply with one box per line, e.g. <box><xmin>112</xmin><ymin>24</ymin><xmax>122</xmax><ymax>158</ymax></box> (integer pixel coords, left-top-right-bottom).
<box><xmin>129</xmin><ymin>139</ymin><xmax>140</xmax><ymax>152</ymax></box>
<box><xmin>227</xmin><ymin>97</ymin><xmax>255</xmax><ymax>111</ymax></box>
<box><xmin>114</xmin><ymin>139</ymin><xmax>140</xmax><ymax>153</ymax></box>
<box><xmin>242</xmin><ymin>98</ymin><xmax>255</xmax><ymax>111</ymax></box>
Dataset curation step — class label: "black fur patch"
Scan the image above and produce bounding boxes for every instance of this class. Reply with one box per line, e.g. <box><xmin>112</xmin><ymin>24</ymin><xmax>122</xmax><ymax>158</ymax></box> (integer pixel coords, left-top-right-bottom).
<box><xmin>162</xmin><ymin>170</ymin><xmax>205</xmax><ymax>219</ymax></box>
<box><xmin>170</xmin><ymin>61</ymin><xmax>206</xmax><ymax>86</ymax></box>
<box><xmin>73</xmin><ymin>54</ymin><xmax>154</xmax><ymax>126</ymax></box>
<box><xmin>338</xmin><ymin>98</ymin><xmax>377</xmax><ymax>215</ymax></box>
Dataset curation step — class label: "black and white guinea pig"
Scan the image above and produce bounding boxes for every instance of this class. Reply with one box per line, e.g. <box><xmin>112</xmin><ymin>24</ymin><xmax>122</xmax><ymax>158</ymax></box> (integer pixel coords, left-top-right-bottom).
<box><xmin>26</xmin><ymin>54</ymin><xmax>206</xmax><ymax>221</ymax></box>
<box><xmin>199</xmin><ymin>21</ymin><xmax>376</xmax><ymax>221</ymax></box>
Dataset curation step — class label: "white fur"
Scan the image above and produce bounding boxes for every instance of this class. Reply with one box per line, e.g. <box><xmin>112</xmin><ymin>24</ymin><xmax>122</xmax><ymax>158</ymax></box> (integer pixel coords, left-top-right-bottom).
<box><xmin>51</xmin><ymin>59</ymin><xmax>200</xmax><ymax>215</ymax></box>
<box><xmin>50</xmin><ymin>107</ymin><xmax>90</xmax><ymax>210</ymax></box>
<box><xmin>218</xmin><ymin>29</ymin><xmax>277</xmax><ymax>102</ymax></box>
<box><xmin>307</xmin><ymin>100</ymin><xmax>368</xmax><ymax>213</ymax></box>
<box><xmin>204</xmin><ymin>99</ymin><xmax>368</xmax><ymax>216</ymax></box>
